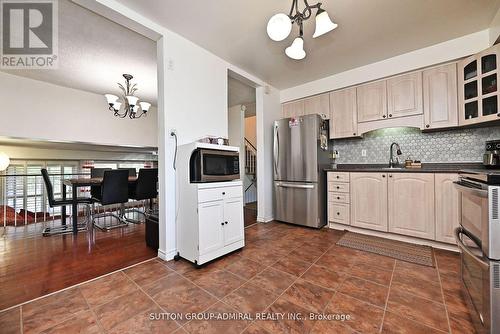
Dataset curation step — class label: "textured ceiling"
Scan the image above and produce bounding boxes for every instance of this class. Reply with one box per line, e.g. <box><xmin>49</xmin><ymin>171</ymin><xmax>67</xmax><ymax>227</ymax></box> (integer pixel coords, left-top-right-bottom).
<box><xmin>1</xmin><ymin>0</ymin><xmax>157</xmax><ymax>104</ymax></box>
<box><xmin>114</xmin><ymin>0</ymin><xmax>500</xmax><ymax>89</ymax></box>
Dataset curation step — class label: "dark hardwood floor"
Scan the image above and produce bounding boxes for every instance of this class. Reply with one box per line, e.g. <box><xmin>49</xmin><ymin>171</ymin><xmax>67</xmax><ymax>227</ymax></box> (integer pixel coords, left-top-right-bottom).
<box><xmin>244</xmin><ymin>202</ymin><xmax>257</xmax><ymax>227</ymax></box>
<box><xmin>0</xmin><ymin>223</ymin><xmax>156</xmax><ymax>311</ymax></box>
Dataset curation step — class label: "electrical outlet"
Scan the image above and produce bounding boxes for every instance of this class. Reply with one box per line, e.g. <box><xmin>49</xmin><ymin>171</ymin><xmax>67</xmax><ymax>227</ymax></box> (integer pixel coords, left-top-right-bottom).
<box><xmin>361</xmin><ymin>149</ymin><xmax>367</xmax><ymax>157</ymax></box>
<box><xmin>170</xmin><ymin>129</ymin><xmax>177</xmax><ymax>137</ymax></box>
<box><xmin>168</xmin><ymin>59</ymin><xmax>174</xmax><ymax>70</ymax></box>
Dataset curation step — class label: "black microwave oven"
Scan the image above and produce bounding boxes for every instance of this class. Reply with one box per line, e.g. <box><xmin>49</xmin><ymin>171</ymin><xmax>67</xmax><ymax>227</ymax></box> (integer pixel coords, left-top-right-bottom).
<box><xmin>189</xmin><ymin>148</ymin><xmax>240</xmax><ymax>182</ymax></box>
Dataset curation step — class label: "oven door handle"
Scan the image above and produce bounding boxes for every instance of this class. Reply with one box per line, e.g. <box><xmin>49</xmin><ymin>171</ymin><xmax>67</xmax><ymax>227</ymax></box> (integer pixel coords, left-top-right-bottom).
<box><xmin>454</xmin><ymin>227</ymin><xmax>490</xmax><ymax>270</ymax></box>
<box><xmin>453</xmin><ymin>181</ymin><xmax>489</xmax><ymax>198</ymax></box>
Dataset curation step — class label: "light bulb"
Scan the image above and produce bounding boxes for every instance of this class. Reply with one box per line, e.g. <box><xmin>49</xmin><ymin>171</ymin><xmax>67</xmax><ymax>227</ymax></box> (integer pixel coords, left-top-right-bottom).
<box><xmin>113</xmin><ymin>102</ymin><xmax>122</xmax><ymax>111</ymax></box>
<box><xmin>126</xmin><ymin>95</ymin><xmax>139</xmax><ymax>107</ymax></box>
<box><xmin>313</xmin><ymin>8</ymin><xmax>337</xmax><ymax>38</ymax></box>
<box><xmin>267</xmin><ymin>13</ymin><xmax>292</xmax><ymax>41</ymax></box>
<box><xmin>139</xmin><ymin>102</ymin><xmax>151</xmax><ymax>113</ymax></box>
<box><xmin>285</xmin><ymin>37</ymin><xmax>306</xmax><ymax>60</ymax></box>
<box><xmin>104</xmin><ymin>94</ymin><xmax>118</xmax><ymax>105</ymax></box>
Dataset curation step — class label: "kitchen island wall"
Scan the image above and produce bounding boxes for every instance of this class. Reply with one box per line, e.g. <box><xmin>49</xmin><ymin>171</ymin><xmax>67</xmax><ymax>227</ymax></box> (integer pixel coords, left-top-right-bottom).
<box><xmin>331</xmin><ymin>125</ymin><xmax>500</xmax><ymax>164</ymax></box>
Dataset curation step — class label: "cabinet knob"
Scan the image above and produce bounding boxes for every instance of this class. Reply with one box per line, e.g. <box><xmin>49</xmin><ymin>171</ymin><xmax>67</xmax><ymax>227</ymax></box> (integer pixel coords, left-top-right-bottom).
<box><xmin>337</xmin><ymin>196</ymin><xmax>340</xmax><ymax>199</ymax></box>
<box><xmin>353</xmin><ymin>133</ymin><xmax>356</xmax><ymax>136</ymax></box>
<box><xmin>389</xmin><ymin>114</ymin><xmax>393</xmax><ymax>118</ymax></box>
<box><xmin>336</xmin><ymin>176</ymin><xmax>340</xmax><ymax>179</ymax></box>
<box><xmin>337</xmin><ymin>212</ymin><xmax>340</xmax><ymax>215</ymax></box>
<box><xmin>389</xmin><ymin>174</ymin><xmax>393</xmax><ymax>178</ymax></box>
<box><xmin>336</xmin><ymin>186</ymin><xmax>340</xmax><ymax>189</ymax></box>
<box><xmin>497</xmin><ymin>113</ymin><xmax>500</xmax><ymax>117</ymax></box>
<box><xmin>222</xmin><ymin>192</ymin><xmax>226</xmax><ymax>195</ymax></box>
<box><xmin>382</xmin><ymin>175</ymin><xmax>386</xmax><ymax>178</ymax></box>
<box><xmin>382</xmin><ymin>115</ymin><xmax>387</xmax><ymax>118</ymax></box>
<box><xmin>221</xmin><ymin>222</ymin><xmax>224</xmax><ymax>226</ymax></box>
<box><xmin>426</xmin><ymin>124</ymin><xmax>430</xmax><ymax>128</ymax></box>
<box><xmin>225</xmin><ymin>221</ymin><xmax>228</xmax><ymax>225</ymax></box>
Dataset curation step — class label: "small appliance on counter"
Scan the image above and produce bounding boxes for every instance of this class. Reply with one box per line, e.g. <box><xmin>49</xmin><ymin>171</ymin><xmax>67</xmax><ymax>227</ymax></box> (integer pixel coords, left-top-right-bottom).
<box><xmin>188</xmin><ymin>144</ymin><xmax>240</xmax><ymax>183</ymax></box>
<box><xmin>175</xmin><ymin>142</ymin><xmax>244</xmax><ymax>268</ymax></box>
<box><xmin>483</xmin><ymin>140</ymin><xmax>500</xmax><ymax>168</ymax></box>
<box><xmin>197</xmin><ymin>136</ymin><xmax>229</xmax><ymax>146</ymax></box>
<box><xmin>454</xmin><ymin>170</ymin><xmax>500</xmax><ymax>334</ymax></box>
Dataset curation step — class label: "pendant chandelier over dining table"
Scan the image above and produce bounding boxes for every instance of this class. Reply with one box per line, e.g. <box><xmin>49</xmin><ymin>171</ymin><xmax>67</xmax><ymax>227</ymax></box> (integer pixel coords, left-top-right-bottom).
<box><xmin>104</xmin><ymin>74</ymin><xmax>151</xmax><ymax>119</ymax></box>
<box><xmin>267</xmin><ymin>0</ymin><xmax>338</xmax><ymax>60</ymax></box>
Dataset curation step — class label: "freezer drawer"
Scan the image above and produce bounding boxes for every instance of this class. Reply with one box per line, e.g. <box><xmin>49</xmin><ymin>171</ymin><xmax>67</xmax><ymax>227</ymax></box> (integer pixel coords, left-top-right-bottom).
<box><xmin>274</xmin><ymin>181</ymin><xmax>324</xmax><ymax>228</ymax></box>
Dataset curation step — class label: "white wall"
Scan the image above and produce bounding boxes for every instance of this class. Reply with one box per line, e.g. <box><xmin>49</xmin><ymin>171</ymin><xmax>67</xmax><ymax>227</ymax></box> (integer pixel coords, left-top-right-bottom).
<box><xmin>256</xmin><ymin>86</ymin><xmax>281</xmax><ymax>222</ymax></box>
<box><xmin>490</xmin><ymin>7</ymin><xmax>500</xmax><ymax>45</ymax></box>
<box><xmin>228</xmin><ymin>104</ymin><xmax>245</xmax><ymax>179</ymax></box>
<box><xmin>280</xmin><ymin>30</ymin><xmax>491</xmax><ymax>102</ymax></box>
<box><xmin>0</xmin><ymin>144</ymin><xmax>155</xmax><ymax>161</ymax></box>
<box><xmin>0</xmin><ymin>71</ymin><xmax>157</xmax><ymax>147</ymax></box>
<box><xmin>245</xmin><ymin>116</ymin><xmax>257</xmax><ymax>147</ymax></box>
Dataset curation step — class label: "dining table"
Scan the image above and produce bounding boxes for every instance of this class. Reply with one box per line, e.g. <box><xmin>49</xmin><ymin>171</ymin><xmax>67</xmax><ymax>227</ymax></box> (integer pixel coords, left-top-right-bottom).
<box><xmin>62</xmin><ymin>176</ymin><xmax>137</xmax><ymax>234</ymax></box>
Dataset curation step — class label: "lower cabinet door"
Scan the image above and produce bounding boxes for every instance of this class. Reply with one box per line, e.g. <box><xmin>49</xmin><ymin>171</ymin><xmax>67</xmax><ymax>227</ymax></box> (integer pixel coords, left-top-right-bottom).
<box><xmin>198</xmin><ymin>201</ymin><xmax>224</xmax><ymax>255</ymax></box>
<box><xmin>435</xmin><ymin>173</ymin><xmax>461</xmax><ymax>243</ymax></box>
<box><xmin>388</xmin><ymin>173</ymin><xmax>435</xmax><ymax>239</ymax></box>
<box><xmin>223</xmin><ymin>197</ymin><xmax>244</xmax><ymax>245</ymax></box>
<box><xmin>350</xmin><ymin>173</ymin><xmax>388</xmax><ymax>231</ymax></box>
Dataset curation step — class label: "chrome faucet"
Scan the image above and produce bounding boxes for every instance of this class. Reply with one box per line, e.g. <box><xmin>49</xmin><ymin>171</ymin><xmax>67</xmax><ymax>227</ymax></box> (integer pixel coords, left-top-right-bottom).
<box><xmin>389</xmin><ymin>142</ymin><xmax>402</xmax><ymax>168</ymax></box>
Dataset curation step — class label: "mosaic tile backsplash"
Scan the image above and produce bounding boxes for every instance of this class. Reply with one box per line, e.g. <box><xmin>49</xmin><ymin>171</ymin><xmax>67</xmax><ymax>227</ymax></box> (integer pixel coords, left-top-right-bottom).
<box><xmin>331</xmin><ymin>125</ymin><xmax>500</xmax><ymax>164</ymax></box>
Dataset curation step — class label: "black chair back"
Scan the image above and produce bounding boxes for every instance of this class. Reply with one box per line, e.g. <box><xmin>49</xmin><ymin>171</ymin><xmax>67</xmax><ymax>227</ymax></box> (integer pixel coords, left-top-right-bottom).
<box><xmin>100</xmin><ymin>169</ymin><xmax>129</xmax><ymax>205</ymax></box>
<box><xmin>90</xmin><ymin>168</ymin><xmax>111</xmax><ymax>198</ymax></box>
<box><xmin>41</xmin><ymin>169</ymin><xmax>56</xmax><ymax>207</ymax></box>
<box><xmin>134</xmin><ymin>168</ymin><xmax>158</xmax><ymax>200</ymax></box>
<box><xmin>119</xmin><ymin>168</ymin><xmax>137</xmax><ymax>177</ymax></box>
<box><xmin>91</xmin><ymin>168</ymin><xmax>111</xmax><ymax>178</ymax></box>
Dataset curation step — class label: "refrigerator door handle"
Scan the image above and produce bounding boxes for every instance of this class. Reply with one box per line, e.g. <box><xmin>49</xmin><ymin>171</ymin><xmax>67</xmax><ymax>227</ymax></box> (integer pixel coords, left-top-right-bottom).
<box><xmin>275</xmin><ymin>182</ymin><xmax>315</xmax><ymax>189</ymax></box>
<box><xmin>274</xmin><ymin>124</ymin><xmax>279</xmax><ymax>174</ymax></box>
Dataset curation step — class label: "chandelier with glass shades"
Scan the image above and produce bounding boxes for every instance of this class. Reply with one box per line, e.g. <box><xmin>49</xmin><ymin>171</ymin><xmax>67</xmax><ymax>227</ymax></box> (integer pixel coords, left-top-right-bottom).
<box><xmin>267</xmin><ymin>0</ymin><xmax>338</xmax><ymax>60</ymax></box>
<box><xmin>104</xmin><ymin>74</ymin><xmax>151</xmax><ymax>119</ymax></box>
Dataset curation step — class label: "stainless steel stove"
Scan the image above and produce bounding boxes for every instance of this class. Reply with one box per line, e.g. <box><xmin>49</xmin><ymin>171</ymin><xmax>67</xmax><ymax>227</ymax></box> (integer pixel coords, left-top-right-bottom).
<box><xmin>454</xmin><ymin>169</ymin><xmax>500</xmax><ymax>334</ymax></box>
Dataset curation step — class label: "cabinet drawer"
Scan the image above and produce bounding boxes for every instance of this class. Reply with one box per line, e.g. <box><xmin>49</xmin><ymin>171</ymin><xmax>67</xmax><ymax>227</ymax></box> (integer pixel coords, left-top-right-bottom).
<box><xmin>328</xmin><ymin>203</ymin><xmax>350</xmax><ymax>224</ymax></box>
<box><xmin>329</xmin><ymin>192</ymin><xmax>349</xmax><ymax>204</ymax></box>
<box><xmin>328</xmin><ymin>182</ymin><xmax>350</xmax><ymax>193</ymax></box>
<box><xmin>198</xmin><ymin>186</ymin><xmax>242</xmax><ymax>203</ymax></box>
<box><xmin>328</xmin><ymin>172</ymin><xmax>350</xmax><ymax>182</ymax></box>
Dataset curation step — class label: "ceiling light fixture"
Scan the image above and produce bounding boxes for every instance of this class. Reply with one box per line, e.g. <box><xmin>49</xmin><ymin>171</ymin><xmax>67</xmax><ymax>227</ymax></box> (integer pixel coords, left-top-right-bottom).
<box><xmin>104</xmin><ymin>74</ymin><xmax>151</xmax><ymax>119</ymax></box>
<box><xmin>267</xmin><ymin>0</ymin><xmax>338</xmax><ymax>60</ymax></box>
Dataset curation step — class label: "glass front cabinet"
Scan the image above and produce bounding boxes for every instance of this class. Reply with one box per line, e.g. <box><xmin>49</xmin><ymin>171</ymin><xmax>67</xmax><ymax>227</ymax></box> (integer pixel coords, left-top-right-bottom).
<box><xmin>459</xmin><ymin>44</ymin><xmax>499</xmax><ymax>125</ymax></box>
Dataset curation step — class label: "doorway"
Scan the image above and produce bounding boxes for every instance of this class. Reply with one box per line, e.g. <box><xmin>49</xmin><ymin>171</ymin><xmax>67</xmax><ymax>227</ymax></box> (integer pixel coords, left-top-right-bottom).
<box><xmin>227</xmin><ymin>75</ymin><xmax>258</xmax><ymax>227</ymax></box>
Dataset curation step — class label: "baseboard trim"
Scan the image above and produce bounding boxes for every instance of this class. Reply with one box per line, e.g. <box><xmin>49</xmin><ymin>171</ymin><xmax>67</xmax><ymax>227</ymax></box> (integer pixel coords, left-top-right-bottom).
<box><xmin>329</xmin><ymin>223</ymin><xmax>459</xmax><ymax>252</ymax></box>
<box><xmin>158</xmin><ymin>248</ymin><xmax>176</xmax><ymax>261</ymax></box>
<box><xmin>257</xmin><ymin>216</ymin><xmax>274</xmax><ymax>223</ymax></box>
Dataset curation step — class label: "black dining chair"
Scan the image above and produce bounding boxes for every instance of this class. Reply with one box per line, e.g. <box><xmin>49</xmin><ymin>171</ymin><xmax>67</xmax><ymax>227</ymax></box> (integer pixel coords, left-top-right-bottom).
<box><xmin>125</xmin><ymin>168</ymin><xmax>158</xmax><ymax>223</ymax></box>
<box><xmin>92</xmin><ymin>169</ymin><xmax>130</xmax><ymax>231</ymax></box>
<box><xmin>41</xmin><ymin>169</ymin><xmax>94</xmax><ymax>236</ymax></box>
<box><xmin>90</xmin><ymin>168</ymin><xmax>111</xmax><ymax>199</ymax></box>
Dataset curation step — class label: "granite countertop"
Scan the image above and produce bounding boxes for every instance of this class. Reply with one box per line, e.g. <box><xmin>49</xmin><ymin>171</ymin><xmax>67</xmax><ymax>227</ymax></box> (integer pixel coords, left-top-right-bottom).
<box><xmin>324</xmin><ymin>162</ymin><xmax>486</xmax><ymax>173</ymax></box>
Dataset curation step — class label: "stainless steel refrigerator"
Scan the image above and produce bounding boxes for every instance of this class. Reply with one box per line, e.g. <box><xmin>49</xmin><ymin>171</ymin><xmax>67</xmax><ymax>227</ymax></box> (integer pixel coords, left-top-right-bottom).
<box><xmin>273</xmin><ymin>114</ymin><xmax>330</xmax><ymax>228</ymax></box>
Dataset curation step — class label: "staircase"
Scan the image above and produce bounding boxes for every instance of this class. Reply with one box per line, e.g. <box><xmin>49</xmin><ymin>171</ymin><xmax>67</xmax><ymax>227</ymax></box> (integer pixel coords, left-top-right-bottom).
<box><xmin>244</xmin><ymin>138</ymin><xmax>257</xmax><ymax>204</ymax></box>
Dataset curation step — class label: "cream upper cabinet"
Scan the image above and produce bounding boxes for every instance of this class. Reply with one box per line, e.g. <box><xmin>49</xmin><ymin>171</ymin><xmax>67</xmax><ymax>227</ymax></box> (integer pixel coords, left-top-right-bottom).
<box><xmin>388</xmin><ymin>173</ymin><xmax>435</xmax><ymax>240</ymax></box>
<box><xmin>329</xmin><ymin>88</ymin><xmax>358</xmax><ymax>139</ymax></box>
<box><xmin>357</xmin><ymin>80</ymin><xmax>387</xmax><ymax>122</ymax></box>
<box><xmin>350</xmin><ymin>173</ymin><xmax>388</xmax><ymax>232</ymax></box>
<box><xmin>458</xmin><ymin>44</ymin><xmax>500</xmax><ymax>126</ymax></box>
<box><xmin>435</xmin><ymin>173</ymin><xmax>461</xmax><ymax>244</ymax></box>
<box><xmin>386</xmin><ymin>71</ymin><xmax>423</xmax><ymax>119</ymax></box>
<box><xmin>304</xmin><ymin>93</ymin><xmax>330</xmax><ymax>119</ymax></box>
<box><xmin>282</xmin><ymin>100</ymin><xmax>304</xmax><ymax>118</ymax></box>
<box><xmin>423</xmin><ymin>63</ymin><xmax>458</xmax><ymax>130</ymax></box>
